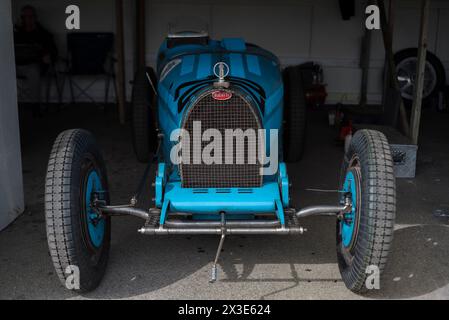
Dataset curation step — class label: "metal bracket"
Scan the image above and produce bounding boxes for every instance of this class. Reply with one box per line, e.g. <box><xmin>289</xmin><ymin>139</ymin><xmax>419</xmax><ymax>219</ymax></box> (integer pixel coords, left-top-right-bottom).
<box><xmin>210</xmin><ymin>212</ymin><xmax>226</xmax><ymax>283</ymax></box>
<box><xmin>274</xmin><ymin>199</ymin><xmax>286</xmax><ymax>226</ymax></box>
<box><xmin>159</xmin><ymin>199</ymin><xmax>170</xmax><ymax>226</ymax></box>
<box><xmin>145</xmin><ymin>71</ymin><xmax>158</xmax><ymax>96</ymax></box>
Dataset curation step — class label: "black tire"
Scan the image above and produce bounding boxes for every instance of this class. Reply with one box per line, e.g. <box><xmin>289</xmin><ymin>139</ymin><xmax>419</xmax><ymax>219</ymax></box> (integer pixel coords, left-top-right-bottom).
<box><xmin>131</xmin><ymin>66</ymin><xmax>158</xmax><ymax>163</ymax></box>
<box><xmin>337</xmin><ymin>130</ymin><xmax>396</xmax><ymax>293</ymax></box>
<box><xmin>283</xmin><ymin>66</ymin><xmax>307</xmax><ymax>162</ymax></box>
<box><xmin>394</xmin><ymin>48</ymin><xmax>446</xmax><ymax>105</ymax></box>
<box><xmin>45</xmin><ymin>129</ymin><xmax>111</xmax><ymax>292</ymax></box>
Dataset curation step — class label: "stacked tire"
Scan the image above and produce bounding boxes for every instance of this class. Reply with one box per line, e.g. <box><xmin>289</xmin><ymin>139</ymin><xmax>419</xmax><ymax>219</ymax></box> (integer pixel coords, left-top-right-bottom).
<box><xmin>283</xmin><ymin>66</ymin><xmax>307</xmax><ymax>162</ymax></box>
<box><xmin>131</xmin><ymin>67</ymin><xmax>158</xmax><ymax>162</ymax></box>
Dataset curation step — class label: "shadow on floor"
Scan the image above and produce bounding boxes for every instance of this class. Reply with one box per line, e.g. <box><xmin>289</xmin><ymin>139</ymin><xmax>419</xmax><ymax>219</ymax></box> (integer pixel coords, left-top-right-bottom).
<box><xmin>0</xmin><ymin>105</ymin><xmax>448</xmax><ymax>299</ymax></box>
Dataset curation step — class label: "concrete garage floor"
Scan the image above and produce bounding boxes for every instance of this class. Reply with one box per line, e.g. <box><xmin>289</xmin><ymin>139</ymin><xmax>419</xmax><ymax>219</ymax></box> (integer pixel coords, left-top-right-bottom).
<box><xmin>0</xmin><ymin>104</ymin><xmax>448</xmax><ymax>300</ymax></box>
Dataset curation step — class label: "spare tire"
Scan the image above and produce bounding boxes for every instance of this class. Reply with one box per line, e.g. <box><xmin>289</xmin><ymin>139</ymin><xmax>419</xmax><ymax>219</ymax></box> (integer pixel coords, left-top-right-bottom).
<box><xmin>395</xmin><ymin>48</ymin><xmax>446</xmax><ymax>105</ymax></box>
<box><xmin>131</xmin><ymin>67</ymin><xmax>158</xmax><ymax>163</ymax></box>
<box><xmin>283</xmin><ymin>66</ymin><xmax>307</xmax><ymax>162</ymax></box>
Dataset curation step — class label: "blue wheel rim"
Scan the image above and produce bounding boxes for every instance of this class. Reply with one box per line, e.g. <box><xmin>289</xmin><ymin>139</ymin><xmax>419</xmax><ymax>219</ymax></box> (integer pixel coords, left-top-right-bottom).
<box><xmin>341</xmin><ymin>170</ymin><xmax>358</xmax><ymax>248</ymax></box>
<box><xmin>85</xmin><ymin>170</ymin><xmax>105</xmax><ymax>248</ymax></box>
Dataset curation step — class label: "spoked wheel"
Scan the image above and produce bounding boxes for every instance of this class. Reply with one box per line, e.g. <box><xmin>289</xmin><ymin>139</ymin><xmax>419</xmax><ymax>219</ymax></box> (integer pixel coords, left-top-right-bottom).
<box><xmin>337</xmin><ymin>130</ymin><xmax>396</xmax><ymax>294</ymax></box>
<box><xmin>45</xmin><ymin>129</ymin><xmax>111</xmax><ymax>292</ymax></box>
<box><xmin>395</xmin><ymin>48</ymin><xmax>446</xmax><ymax>105</ymax></box>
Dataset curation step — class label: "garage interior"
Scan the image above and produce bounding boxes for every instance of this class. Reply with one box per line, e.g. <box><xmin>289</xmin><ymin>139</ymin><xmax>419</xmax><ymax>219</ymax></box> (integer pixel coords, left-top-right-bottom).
<box><xmin>0</xmin><ymin>0</ymin><xmax>448</xmax><ymax>299</ymax></box>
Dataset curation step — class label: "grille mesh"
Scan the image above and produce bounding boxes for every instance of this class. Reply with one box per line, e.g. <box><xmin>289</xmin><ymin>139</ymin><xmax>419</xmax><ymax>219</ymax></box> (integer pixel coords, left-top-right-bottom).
<box><xmin>180</xmin><ymin>89</ymin><xmax>262</xmax><ymax>188</ymax></box>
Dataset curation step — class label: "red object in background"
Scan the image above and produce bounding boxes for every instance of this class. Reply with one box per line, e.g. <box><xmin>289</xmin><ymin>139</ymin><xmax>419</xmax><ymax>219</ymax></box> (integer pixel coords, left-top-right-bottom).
<box><xmin>298</xmin><ymin>62</ymin><xmax>327</xmax><ymax>107</ymax></box>
<box><xmin>339</xmin><ymin>120</ymin><xmax>353</xmax><ymax>141</ymax></box>
<box><xmin>305</xmin><ymin>84</ymin><xmax>328</xmax><ymax>107</ymax></box>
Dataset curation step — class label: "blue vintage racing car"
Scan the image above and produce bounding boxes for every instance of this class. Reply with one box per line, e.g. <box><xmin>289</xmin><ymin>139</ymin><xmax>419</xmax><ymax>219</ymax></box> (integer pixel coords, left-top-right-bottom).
<box><xmin>45</xmin><ymin>30</ymin><xmax>396</xmax><ymax>293</ymax></box>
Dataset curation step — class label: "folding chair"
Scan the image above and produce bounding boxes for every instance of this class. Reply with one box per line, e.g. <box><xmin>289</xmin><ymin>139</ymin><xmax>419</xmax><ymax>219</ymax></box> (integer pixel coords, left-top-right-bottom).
<box><xmin>15</xmin><ymin>43</ymin><xmax>63</xmax><ymax>115</ymax></box>
<box><xmin>65</xmin><ymin>32</ymin><xmax>117</xmax><ymax>106</ymax></box>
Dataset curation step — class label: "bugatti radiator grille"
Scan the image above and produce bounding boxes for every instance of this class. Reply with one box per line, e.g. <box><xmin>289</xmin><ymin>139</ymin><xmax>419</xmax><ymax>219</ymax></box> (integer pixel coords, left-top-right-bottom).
<box><xmin>180</xmin><ymin>89</ymin><xmax>263</xmax><ymax>188</ymax></box>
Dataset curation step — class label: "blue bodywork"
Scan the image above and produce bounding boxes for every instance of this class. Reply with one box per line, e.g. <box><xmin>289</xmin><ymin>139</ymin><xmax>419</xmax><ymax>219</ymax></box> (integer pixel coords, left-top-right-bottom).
<box><xmin>153</xmin><ymin>37</ymin><xmax>289</xmax><ymax>225</ymax></box>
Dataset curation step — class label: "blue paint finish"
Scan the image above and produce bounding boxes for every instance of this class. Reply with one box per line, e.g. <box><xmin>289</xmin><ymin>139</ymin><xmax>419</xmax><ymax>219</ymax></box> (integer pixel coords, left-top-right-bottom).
<box><xmin>163</xmin><ymin>182</ymin><xmax>281</xmax><ymax>214</ymax></box>
<box><xmin>159</xmin><ymin>199</ymin><xmax>170</xmax><ymax>225</ymax></box>
<box><xmin>181</xmin><ymin>55</ymin><xmax>195</xmax><ymax>76</ymax></box>
<box><xmin>229</xmin><ymin>53</ymin><xmax>245</xmax><ymax>78</ymax></box>
<box><xmin>275</xmin><ymin>199</ymin><xmax>285</xmax><ymax>226</ymax></box>
<box><xmin>157</xmin><ymin>84</ymin><xmax>180</xmax><ymax>128</ymax></box>
<box><xmin>222</xmin><ymin>38</ymin><xmax>246</xmax><ymax>51</ymax></box>
<box><xmin>193</xmin><ymin>214</ymin><xmax>254</xmax><ymax>221</ymax></box>
<box><xmin>197</xmin><ymin>54</ymin><xmax>212</xmax><ymax>79</ymax></box>
<box><xmin>150</xmin><ymin>36</ymin><xmax>291</xmax><ymax>219</ymax></box>
<box><xmin>157</xmin><ymin>82</ymin><xmax>170</xmax><ymax>105</ymax></box>
<box><xmin>155</xmin><ymin>163</ymin><xmax>166</xmax><ymax>208</ymax></box>
<box><xmin>279</xmin><ymin>163</ymin><xmax>289</xmax><ymax>207</ymax></box>
<box><xmin>264</xmin><ymin>85</ymin><xmax>284</xmax><ymax>121</ymax></box>
<box><xmin>341</xmin><ymin>171</ymin><xmax>358</xmax><ymax>247</ymax></box>
<box><xmin>246</xmin><ymin>55</ymin><xmax>261</xmax><ymax>76</ymax></box>
<box><xmin>85</xmin><ymin>170</ymin><xmax>105</xmax><ymax>248</ymax></box>
<box><xmin>155</xmin><ymin>176</ymin><xmax>164</xmax><ymax>208</ymax></box>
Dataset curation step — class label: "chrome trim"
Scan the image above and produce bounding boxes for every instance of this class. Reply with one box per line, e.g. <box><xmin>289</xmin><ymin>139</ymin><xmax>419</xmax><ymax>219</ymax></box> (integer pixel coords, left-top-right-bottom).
<box><xmin>138</xmin><ymin>227</ymin><xmax>305</xmax><ymax>235</ymax></box>
<box><xmin>167</xmin><ymin>31</ymin><xmax>209</xmax><ymax>39</ymax></box>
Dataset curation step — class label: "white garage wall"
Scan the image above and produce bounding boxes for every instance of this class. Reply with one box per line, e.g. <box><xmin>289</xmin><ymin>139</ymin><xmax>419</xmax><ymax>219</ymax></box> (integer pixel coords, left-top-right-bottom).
<box><xmin>146</xmin><ymin>0</ymin><xmax>449</xmax><ymax>104</ymax></box>
<box><xmin>0</xmin><ymin>0</ymin><xmax>24</xmax><ymax>231</ymax></box>
<box><xmin>10</xmin><ymin>0</ymin><xmax>449</xmax><ymax>104</ymax></box>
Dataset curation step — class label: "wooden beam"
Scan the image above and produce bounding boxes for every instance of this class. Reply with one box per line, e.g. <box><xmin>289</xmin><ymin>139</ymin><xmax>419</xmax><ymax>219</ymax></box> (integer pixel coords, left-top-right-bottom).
<box><xmin>115</xmin><ymin>0</ymin><xmax>126</xmax><ymax>125</ymax></box>
<box><xmin>359</xmin><ymin>22</ymin><xmax>372</xmax><ymax>107</ymax></box>
<box><xmin>136</xmin><ymin>0</ymin><xmax>146</xmax><ymax>68</ymax></box>
<box><xmin>410</xmin><ymin>0</ymin><xmax>430</xmax><ymax>145</ymax></box>
<box><xmin>360</xmin><ymin>0</ymin><xmax>378</xmax><ymax>108</ymax></box>
<box><xmin>382</xmin><ymin>0</ymin><xmax>395</xmax><ymax>106</ymax></box>
<box><xmin>377</xmin><ymin>0</ymin><xmax>410</xmax><ymax>135</ymax></box>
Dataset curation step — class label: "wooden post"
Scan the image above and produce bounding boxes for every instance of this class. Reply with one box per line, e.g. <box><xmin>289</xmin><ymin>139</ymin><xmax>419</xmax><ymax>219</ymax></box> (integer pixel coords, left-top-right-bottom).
<box><xmin>360</xmin><ymin>0</ymin><xmax>379</xmax><ymax>108</ymax></box>
<box><xmin>382</xmin><ymin>0</ymin><xmax>395</xmax><ymax>106</ymax></box>
<box><xmin>377</xmin><ymin>0</ymin><xmax>410</xmax><ymax>135</ymax></box>
<box><xmin>136</xmin><ymin>0</ymin><xmax>146</xmax><ymax>68</ymax></box>
<box><xmin>410</xmin><ymin>0</ymin><xmax>430</xmax><ymax>145</ymax></box>
<box><xmin>359</xmin><ymin>21</ymin><xmax>372</xmax><ymax>108</ymax></box>
<box><xmin>115</xmin><ymin>0</ymin><xmax>126</xmax><ymax>125</ymax></box>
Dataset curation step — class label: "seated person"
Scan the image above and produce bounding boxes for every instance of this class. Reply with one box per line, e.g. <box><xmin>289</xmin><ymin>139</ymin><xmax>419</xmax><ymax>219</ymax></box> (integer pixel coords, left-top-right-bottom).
<box><xmin>14</xmin><ymin>5</ymin><xmax>57</xmax><ymax>115</ymax></box>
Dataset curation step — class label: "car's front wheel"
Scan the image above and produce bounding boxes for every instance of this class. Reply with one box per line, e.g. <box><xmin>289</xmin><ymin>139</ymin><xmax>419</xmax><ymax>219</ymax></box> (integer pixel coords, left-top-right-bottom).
<box><xmin>45</xmin><ymin>129</ymin><xmax>111</xmax><ymax>292</ymax></box>
<box><xmin>337</xmin><ymin>129</ymin><xmax>396</xmax><ymax>293</ymax></box>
